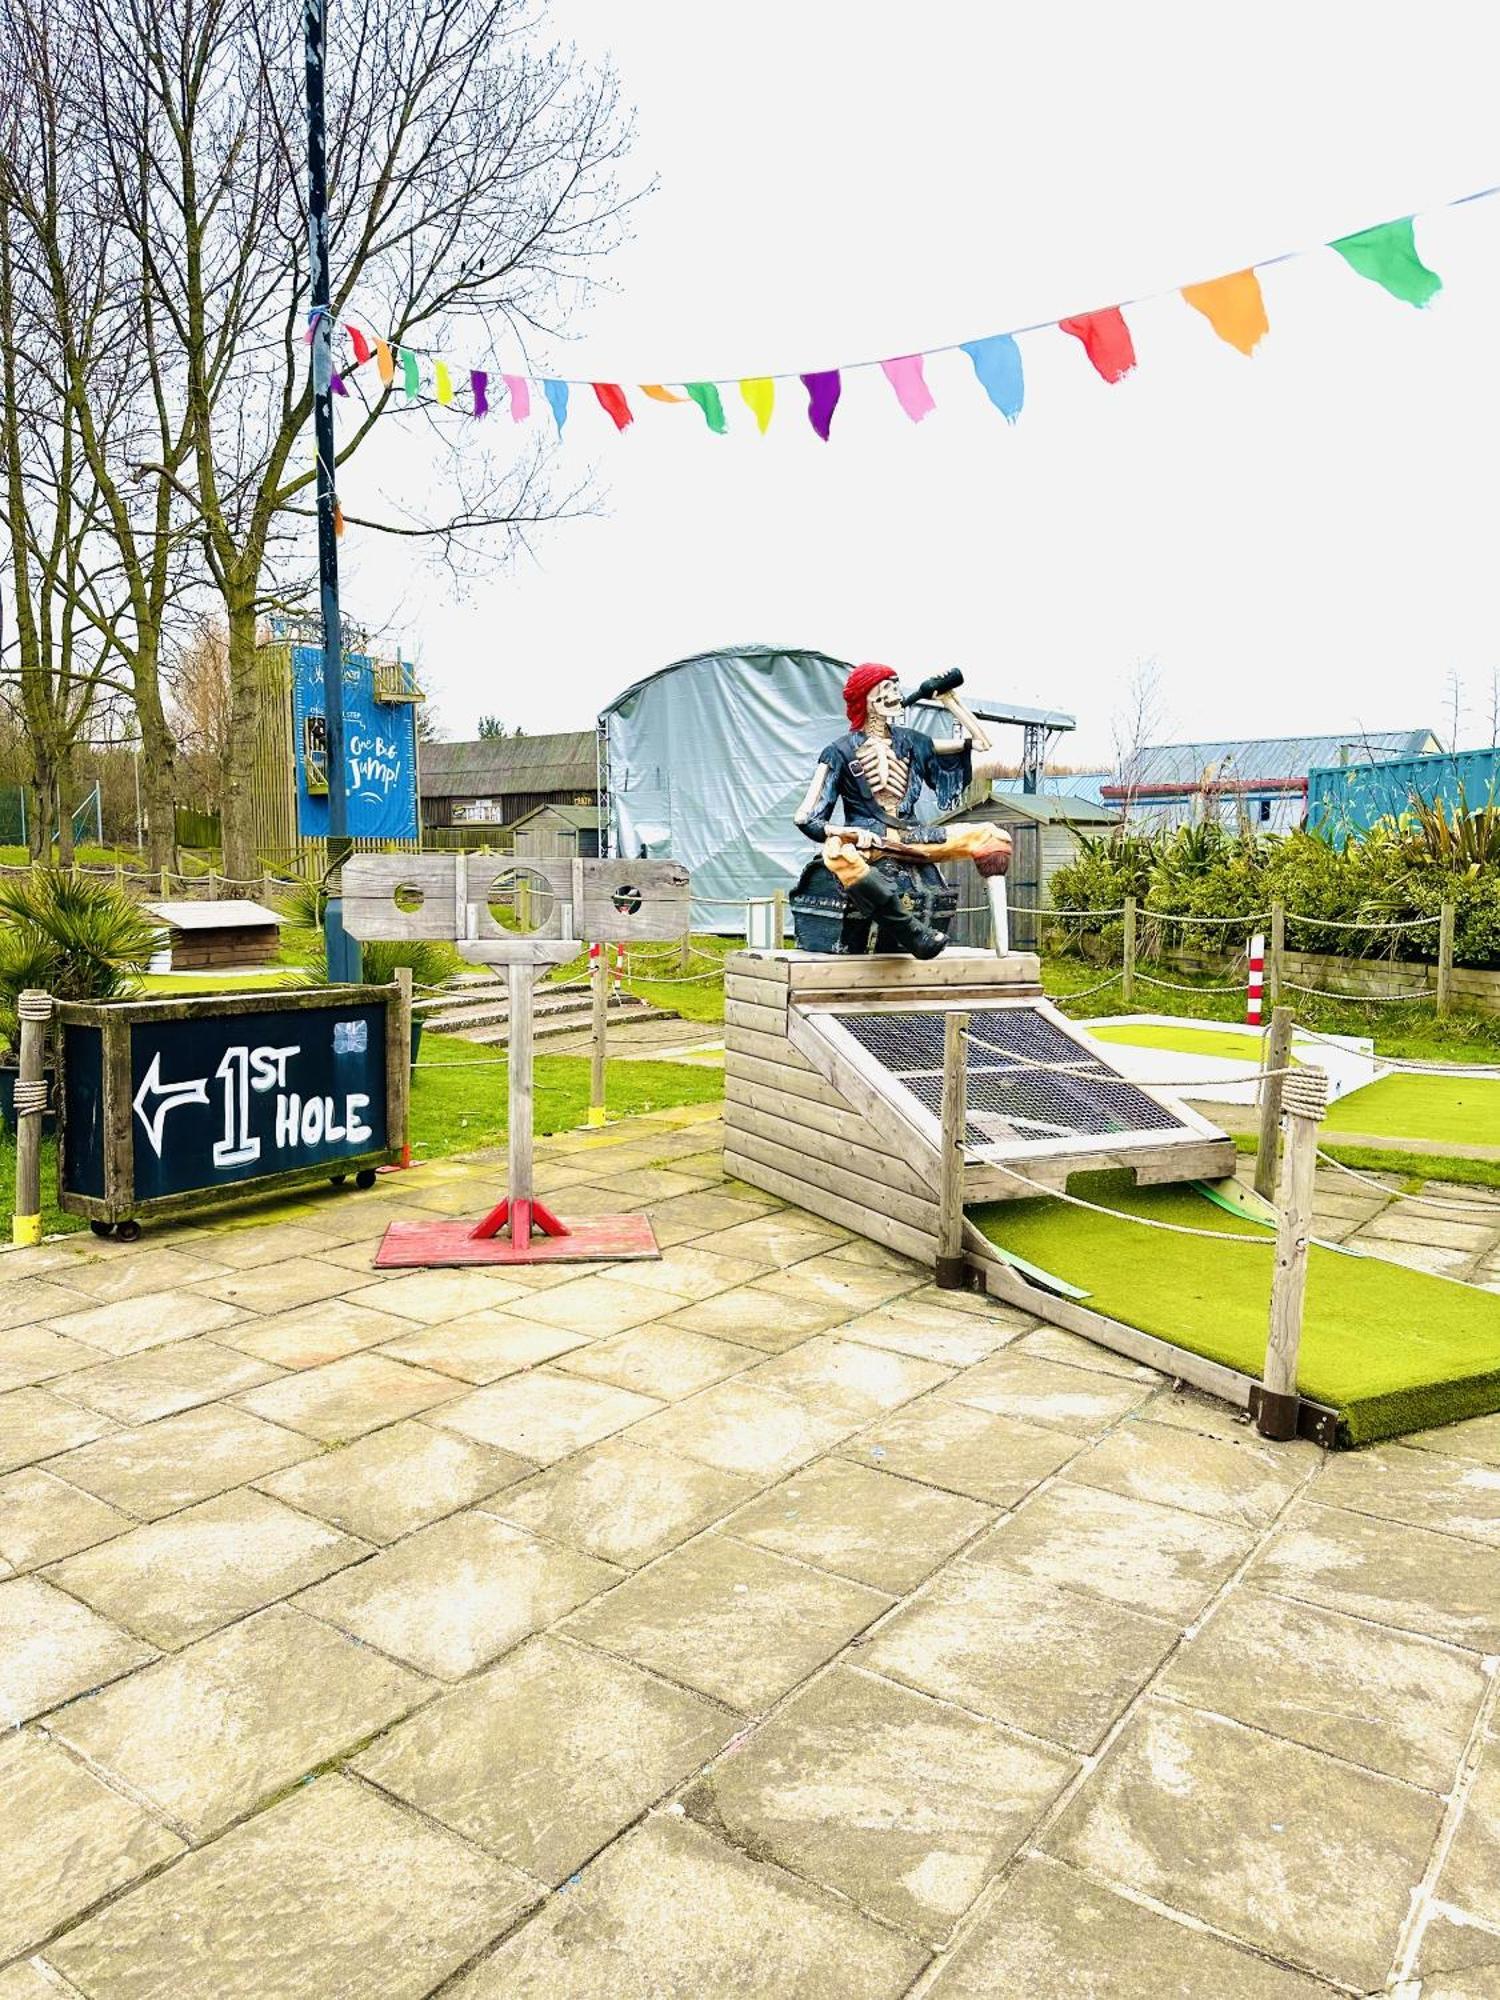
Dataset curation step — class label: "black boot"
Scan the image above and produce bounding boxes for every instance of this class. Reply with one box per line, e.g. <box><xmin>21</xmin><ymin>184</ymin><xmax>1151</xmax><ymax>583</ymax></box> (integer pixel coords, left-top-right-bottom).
<box><xmin>848</xmin><ymin>868</ymin><xmax>947</xmax><ymax>959</ymax></box>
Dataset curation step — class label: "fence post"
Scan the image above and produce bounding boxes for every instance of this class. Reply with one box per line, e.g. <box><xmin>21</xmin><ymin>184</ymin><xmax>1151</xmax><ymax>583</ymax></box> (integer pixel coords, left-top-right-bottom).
<box><xmin>11</xmin><ymin>990</ymin><xmax>53</xmax><ymax>1246</ymax></box>
<box><xmin>1121</xmin><ymin>896</ymin><xmax>1136</xmax><ymax>1006</ymax></box>
<box><xmin>1437</xmin><ymin>900</ymin><xmax>1456</xmax><ymax>1017</ymax></box>
<box><xmin>1269</xmin><ymin>900</ymin><xmax>1285</xmax><ymax>1007</ymax></box>
<box><xmin>1254</xmin><ymin>1004</ymin><xmax>1294</xmax><ymax>1205</ymax></box>
<box><xmin>936</xmin><ymin>1011</ymin><xmax>969</xmax><ymax>1290</ymax></box>
<box><xmin>1256</xmin><ymin>1064</ymin><xmax>1327</xmax><ymax>1441</ymax></box>
<box><xmin>773</xmin><ymin>887</ymin><xmax>786</xmax><ymax>947</ymax></box>
<box><xmin>679</xmin><ymin>930</ymin><xmax>691</xmax><ymax>975</ymax></box>
<box><xmin>393</xmin><ymin>966</ymin><xmax>413</xmax><ymax>1168</ymax></box>
<box><xmin>160</xmin><ymin>866</ymin><xmax>170</xmax><ymax>898</ymax></box>
<box><xmin>588</xmin><ymin>944</ymin><xmax>608</xmax><ymax>1127</ymax></box>
<box><xmin>207</xmin><ymin>866</ymin><xmax>218</xmax><ymax>899</ymax></box>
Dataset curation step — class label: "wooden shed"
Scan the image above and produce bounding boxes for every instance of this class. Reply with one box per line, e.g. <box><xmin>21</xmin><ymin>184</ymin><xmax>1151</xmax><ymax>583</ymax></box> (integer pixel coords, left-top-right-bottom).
<box><xmin>144</xmin><ymin>901</ymin><xmax>285</xmax><ymax>972</ymax></box>
<box><xmin>942</xmin><ymin>793</ymin><xmax>1118</xmax><ymax>950</ymax></box>
<box><xmin>510</xmin><ymin>803</ymin><xmax>602</xmax><ymax>861</ymax></box>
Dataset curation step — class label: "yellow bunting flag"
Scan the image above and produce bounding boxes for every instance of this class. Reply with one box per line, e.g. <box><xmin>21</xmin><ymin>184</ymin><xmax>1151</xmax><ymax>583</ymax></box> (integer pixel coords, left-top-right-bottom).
<box><xmin>739</xmin><ymin>377</ymin><xmax>774</xmax><ymax>434</ymax></box>
<box><xmin>375</xmin><ymin>338</ymin><xmax>394</xmax><ymax>387</ymax></box>
<box><xmin>1180</xmin><ymin>269</ymin><xmax>1269</xmax><ymax>356</ymax></box>
<box><xmin>640</xmin><ymin>383</ymin><xmax>687</xmax><ymax>403</ymax></box>
<box><xmin>435</xmin><ymin>360</ymin><xmax>454</xmax><ymax>405</ymax></box>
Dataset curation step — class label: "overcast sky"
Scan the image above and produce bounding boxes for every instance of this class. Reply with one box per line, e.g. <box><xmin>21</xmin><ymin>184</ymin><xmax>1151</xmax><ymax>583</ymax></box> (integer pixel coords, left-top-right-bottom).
<box><xmin>337</xmin><ymin>0</ymin><xmax>1500</xmax><ymax>766</ymax></box>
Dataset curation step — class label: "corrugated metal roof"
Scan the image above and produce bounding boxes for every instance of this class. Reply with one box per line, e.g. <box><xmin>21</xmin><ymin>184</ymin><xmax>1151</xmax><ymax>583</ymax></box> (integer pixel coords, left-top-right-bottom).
<box><xmin>599</xmin><ymin>645</ymin><xmax>1074</xmax><ymax>732</ymax></box>
<box><xmin>419</xmin><ymin>731</ymin><xmax>597</xmax><ymax>797</ymax></box>
<box><xmin>988</xmin><ymin>791</ymin><xmax>1119</xmax><ymax>825</ymax></box>
<box><xmin>1119</xmin><ymin>731</ymin><xmax>1436</xmax><ymax>793</ymax></box>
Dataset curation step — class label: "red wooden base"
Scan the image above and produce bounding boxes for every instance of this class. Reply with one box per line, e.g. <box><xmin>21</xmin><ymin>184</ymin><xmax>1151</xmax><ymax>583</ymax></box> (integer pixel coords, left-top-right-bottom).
<box><xmin>374</xmin><ymin>1211</ymin><xmax>660</xmax><ymax>1268</ymax></box>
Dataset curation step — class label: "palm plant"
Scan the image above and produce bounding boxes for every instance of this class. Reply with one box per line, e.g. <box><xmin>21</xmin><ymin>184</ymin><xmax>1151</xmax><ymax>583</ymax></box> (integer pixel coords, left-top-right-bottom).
<box><xmin>1398</xmin><ymin>788</ymin><xmax>1500</xmax><ymax>873</ymax></box>
<box><xmin>0</xmin><ymin>871</ymin><xmax>165</xmax><ymax>1054</ymax></box>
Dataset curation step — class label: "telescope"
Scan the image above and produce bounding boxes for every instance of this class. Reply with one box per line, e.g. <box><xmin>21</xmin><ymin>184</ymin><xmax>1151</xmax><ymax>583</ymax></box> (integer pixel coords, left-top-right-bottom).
<box><xmin>902</xmin><ymin>667</ymin><xmax>964</xmax><ymax>706</ymax></box>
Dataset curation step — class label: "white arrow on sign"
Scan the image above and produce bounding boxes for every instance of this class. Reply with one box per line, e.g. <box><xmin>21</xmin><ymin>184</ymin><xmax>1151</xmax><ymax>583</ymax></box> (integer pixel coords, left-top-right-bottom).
<box><xmin>132</xmin><ymin>1053</ymin><xmax>210</xmax><ymax>1158</ymax></box>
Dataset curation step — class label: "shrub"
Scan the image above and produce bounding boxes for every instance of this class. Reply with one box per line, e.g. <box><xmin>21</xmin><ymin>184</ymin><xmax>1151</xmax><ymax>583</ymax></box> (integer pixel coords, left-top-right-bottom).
<box><xmin>0</xmin><ymin>871</ymin><xmax>165</xmax><ymax>1055</ymax></box>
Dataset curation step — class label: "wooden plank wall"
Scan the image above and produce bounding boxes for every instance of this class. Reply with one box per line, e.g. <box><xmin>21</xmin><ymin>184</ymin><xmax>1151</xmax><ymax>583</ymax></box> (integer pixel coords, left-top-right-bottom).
<box><xmin>722</xmin><ymin>953</ymin><xmax>942</xmax><ymax>1265</ymax></box>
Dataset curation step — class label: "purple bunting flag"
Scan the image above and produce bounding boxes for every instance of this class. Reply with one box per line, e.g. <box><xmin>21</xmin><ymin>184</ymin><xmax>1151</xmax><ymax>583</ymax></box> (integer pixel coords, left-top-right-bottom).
<box><xmin>801</xmin><ymin>370</ymin><xmax>842</xmax><ymax>441</ymax></box>
<box><xmin>471</xmin><ymin>369</ymin><xmax>489</xmax><ymax>418</ymax></box>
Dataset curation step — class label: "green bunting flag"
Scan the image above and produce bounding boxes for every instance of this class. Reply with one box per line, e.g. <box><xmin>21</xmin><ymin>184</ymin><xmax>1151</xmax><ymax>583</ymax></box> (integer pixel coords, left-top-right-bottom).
<box><xmin>684</xmin><ymin>382</ymin><xmax>727</xmax><ymax>433</ymax></box>
<box><xmin>1330</xmin><ymin>218</ymin><xmax>1443</xmax><ymax>307</ymax></box>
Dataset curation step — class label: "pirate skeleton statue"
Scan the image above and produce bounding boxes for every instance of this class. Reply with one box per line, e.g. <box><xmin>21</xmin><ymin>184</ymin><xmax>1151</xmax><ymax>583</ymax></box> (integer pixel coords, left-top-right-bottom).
<box><xmin>791</xmin><ymin>663</ymin><xmax>1013</xmax><ymax>958</ymax></box>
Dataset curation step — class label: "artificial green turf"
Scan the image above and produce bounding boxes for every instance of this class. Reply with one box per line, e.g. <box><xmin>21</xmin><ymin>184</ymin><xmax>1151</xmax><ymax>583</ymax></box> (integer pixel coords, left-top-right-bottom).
<box><xmin>1087</xmin><ymin>1021</ymin><xmax>1283</xmax><ymax>1065</ymax></box>
<box><xmin>1323</xmin><ymin>1072</ymin><xmax>1500</xmax><ymax>1148</ymax></box>
<box><xmin>972</xmin><ymin>1171</ymin><xmax>1500</xmax><ymax>1446</ymax></box>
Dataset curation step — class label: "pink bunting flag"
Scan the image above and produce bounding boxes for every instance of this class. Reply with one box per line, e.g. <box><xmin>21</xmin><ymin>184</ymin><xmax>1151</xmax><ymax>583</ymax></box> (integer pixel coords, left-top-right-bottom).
<box><xmin>502</xmin><ymin>374</ymin><xmax>530</xmax><ymax>422</ymax></box>
<box><xmin>1058</xmin><ymin>308</ymin><xmax>1136</xmax><ymax>384</ymax></box>
<box><xmin>879</xmin><ymin>354</ymin><xmax>936</xmax><ymax>423</ymax></box>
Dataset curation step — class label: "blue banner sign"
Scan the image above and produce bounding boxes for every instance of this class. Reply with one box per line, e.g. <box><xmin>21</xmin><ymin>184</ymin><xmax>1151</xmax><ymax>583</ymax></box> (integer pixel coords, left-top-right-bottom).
<box><xmin>291</xmin><ymin>644</ymin><xmax>419</xmax><ymax>841</ymax></box>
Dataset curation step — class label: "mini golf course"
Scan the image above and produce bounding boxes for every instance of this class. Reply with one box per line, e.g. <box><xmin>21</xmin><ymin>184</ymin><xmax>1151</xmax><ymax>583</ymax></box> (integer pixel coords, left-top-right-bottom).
<box><xmin>972</xmin><ymin>1172</ymin><xmax>1500</xmax><ymax>1446</ymax></box>
<box><xmin>1321</xmin><ymin>1072</ymin><xmax>1500</xmax><ymax>1149</ymax></box>
<box><xmin>1088</xmin><ymin>1020</ymin><xmax>1291</xmax><ymax>1065</ymax></box>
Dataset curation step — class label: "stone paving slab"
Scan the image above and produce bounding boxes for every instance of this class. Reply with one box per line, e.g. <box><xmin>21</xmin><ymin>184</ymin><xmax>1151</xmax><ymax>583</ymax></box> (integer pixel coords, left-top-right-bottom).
<box><xmin>51</xmin><ymin>1603</ymin><xmax>431</xmax><ymax>1840</ymax></box>
<box><xmin>45</xmin><ymin>1775</ymin><xmax>535</xmax><ymax>2000</ymax></box>
<box><xmin>2</xmin><ymin>1106</ymin><xmax>1499</xmax><ymax>1995</ymax></box>
<box><xmin>355</xmin><ymin>1634</ymin><xmax>734</xmax><ymax>1883</ymax></box>
<box><xmin>1043</xmin><ymin>1696</ymin><xmax>1445</xmax><ymax>1991</ymax></box>
<box><xmin>447</xmin><ymin>1812</ymin><xmax>927</xmax><ymax>2000</ymax></box>
<box><xmin>685</xmin><ymin>1664</ymin><xmax>1074</xmax><ymax>1944</ymax></box>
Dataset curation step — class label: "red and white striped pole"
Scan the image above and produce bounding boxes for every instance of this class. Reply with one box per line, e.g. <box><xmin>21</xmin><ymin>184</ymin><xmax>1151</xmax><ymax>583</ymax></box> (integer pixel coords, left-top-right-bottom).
<box><xmin>1246</xmin><ymin>930</ymin><xmax>1266</xmax><ymax>1027</ymax></box>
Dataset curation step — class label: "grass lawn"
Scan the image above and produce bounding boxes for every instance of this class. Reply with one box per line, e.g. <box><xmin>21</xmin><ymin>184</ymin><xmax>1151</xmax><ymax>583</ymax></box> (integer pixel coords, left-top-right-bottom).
<box><xmin>973</xmin><ymin>1171</ymin><xmax>1500</xmax><ymax>1445</ymax></box>
<box><xmin>1087</xmin><ymin>1020</ymin><xmax>1291</xmax><ymax>1065</ymax></box>
<box><xmin>141</xmin><ymin>970</ymin><xmax>295</xmax><ymax>995</ymax></box>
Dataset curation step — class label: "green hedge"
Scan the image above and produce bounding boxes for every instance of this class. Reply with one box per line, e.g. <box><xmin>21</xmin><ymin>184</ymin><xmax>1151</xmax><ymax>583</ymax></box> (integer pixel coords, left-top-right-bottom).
<box><xmin>1048</xmin><ymin>821</ymin><xmax>1500</xmax><ymax>970</ymax></box>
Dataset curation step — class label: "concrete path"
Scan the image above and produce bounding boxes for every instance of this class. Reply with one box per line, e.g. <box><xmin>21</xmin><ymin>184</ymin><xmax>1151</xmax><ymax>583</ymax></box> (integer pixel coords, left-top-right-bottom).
<box><xmin>2</xmin><ymin>1113</ymin><xmax>1499</xmax><ymax>1997</ymax></box>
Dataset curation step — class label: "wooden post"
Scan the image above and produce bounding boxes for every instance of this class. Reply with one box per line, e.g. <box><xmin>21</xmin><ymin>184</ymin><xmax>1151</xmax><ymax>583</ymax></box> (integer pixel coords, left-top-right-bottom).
<box><xmin>11</xmin><ymin>990</ymin><xmax>52</xmax><ymax>1246</ymax></box>
<box><xmin>1254</xmin><ymin>1004</ymin><xmax>1294</xmax><ymax>1204</ymax></box>
<box><xmin>1437</xmin><ymin>900</ymin><xmax>1456</xmax><ymax>1017</ymax></box>
<box><xmin>1257</xmin><ymin>1064</ymin><xmax>1327</xmax><ymax>1440</ymax></box>
<box><xmin>936</xmin><ymin>1010</ymin><xmax>969</xmax><ymax>1289</ymax></box>
<box><xmin>772</xmin><ymin>888</ymin><xmax>786</xmax><ymax>946</ymax></box>
<box><xmin>507</xmin><ymin>961</ymin><xmax>534</xmax><ymax>1238</ymax></box>
<box><xmin>679</xmin><ymin>930</ymin><xmax>691</xmax><ymax>974</ymax></box>
<box><xmin>1121</xmin><ymin>896</ymin><xmax>1137</xmax><ymax>1006</ymax></box>
<box><xmin>588</xmin><ymin>945</ymin><xmax>608</xmax><ymax>1127</ymax></box>
<box><xmin>160</xmin><ymin>866</ymin><xmax>170</xmax><ymax>898</ymax></box>
<box><xmin>207</xmin><ymin>866</ymin><xmax>218</xmax><ymax>899</ymax></box>
<box><xmin>1269</xmin><ymin>899</ymin><xmax>1285</xmax><ymax>1008</ymax></box>
<box><xmin>393</xmin><ymin>966</ymin><xmax>413</xmax><ymax>1168</ymax></box>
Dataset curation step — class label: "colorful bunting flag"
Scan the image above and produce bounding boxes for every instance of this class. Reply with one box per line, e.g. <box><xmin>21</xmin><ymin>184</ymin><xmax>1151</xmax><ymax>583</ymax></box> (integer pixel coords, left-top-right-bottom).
<box><xmin>802</xmin><ymin>370</ymin><xmax>842</xmax><ymax>441</ymax></box>
<box><xmin>1331</xmin><ymin>218</ymin><xmax>1442</xmax><ymax>307</ymax></box>
<box><xmin>880</xmin><ymin>354</ymin><xmax>935</xmax><ymax>423</ymax></box>
<box><xmin>961</xmin><ymin>335</ymin><xmax>1024</xmax><ymax>421</ymax></box>
<box><xmin>1180</xmin><ymin>270</ymin><xmax>1268</xmax><ymax>355</ymax></box>
<box><xmin>317</xmin><ymin>187</ymin><xmax>1478</xmax><ymax>449</ymax></box>
<box><xmin>592</xmin><ymin>382</ymin><xmax>634</xmax><ymax>431</ymax></box>
<box><xmin>740</xmin><ymin>378</ymin><xmax>775</xmax><ymax>433</ymax></box>
<box><xmin>684</xmin><ymin>382</ymin><xmax>727</xmax><ymax>433</ymax></box>
<box><xmin>1058</xmin><ymin>308</ymin><xmax>1136</xmax><ymax>384</ymax></box>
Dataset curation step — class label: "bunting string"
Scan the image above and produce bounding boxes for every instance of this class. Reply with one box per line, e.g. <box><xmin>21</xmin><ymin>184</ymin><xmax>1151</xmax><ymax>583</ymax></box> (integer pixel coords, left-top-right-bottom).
<box><xmin>315</xmin><ymin>186</ymin><xmax>1496</xmax><ymax>443</ymax></box>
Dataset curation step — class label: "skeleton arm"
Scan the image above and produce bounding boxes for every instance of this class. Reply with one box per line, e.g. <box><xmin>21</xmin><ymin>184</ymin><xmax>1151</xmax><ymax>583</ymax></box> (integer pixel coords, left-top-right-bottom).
<box><xmin>794</xmin><ymin>758</ymin><xmax>840</xmax><ymax>842</ymax></box>
<box><xmin>929</xmin><ymin>694</ymin><xmax>1007</xmax><ymax>784</ymax></box>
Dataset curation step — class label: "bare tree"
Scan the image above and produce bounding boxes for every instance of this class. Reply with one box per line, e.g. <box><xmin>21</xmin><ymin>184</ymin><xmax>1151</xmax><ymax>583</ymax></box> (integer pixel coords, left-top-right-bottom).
<box><xmin>1444</xmin><ymin>667</ymin><xmax>1465</xmax><ymax>757</ymax></box>
<box><xmin>169</xmin><ymin>620</ymin><xmax>234</xmax><ymax>806</ymax></box>
<box><xmin>1110</xmin><ymin>657</ymin><xmax>1166</xmax><ymax>826</ymax></box>
<box><xmin>79</xmin><ymin>0</ymin><xmax>634</xmax><ymax>876</ymax></box>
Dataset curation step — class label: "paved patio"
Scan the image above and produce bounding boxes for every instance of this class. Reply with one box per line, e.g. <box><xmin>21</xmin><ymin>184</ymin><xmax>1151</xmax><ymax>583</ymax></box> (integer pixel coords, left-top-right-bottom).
<box><xmin>2</xmin><ymin>1108</ymin><xmax>1499</xmax><ymax>1997</ymax></box>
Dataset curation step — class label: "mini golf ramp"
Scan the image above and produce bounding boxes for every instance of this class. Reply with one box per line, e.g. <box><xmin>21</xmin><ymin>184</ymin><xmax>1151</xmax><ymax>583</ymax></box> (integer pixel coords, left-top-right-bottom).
<box><xmin>970</xmin><ymin>1174</ymin><xmax>1500</xmax><ymax>1448</ymax></box>
<box><xmin>723</xmin><ymin>952</ymin><xmax>1500</xmax><ymax>1447</ymax></box>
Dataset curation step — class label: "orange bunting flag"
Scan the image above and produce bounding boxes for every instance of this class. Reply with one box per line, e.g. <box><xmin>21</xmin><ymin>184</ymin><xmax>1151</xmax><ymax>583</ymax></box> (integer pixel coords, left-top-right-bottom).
<box><xmin>375</xmin><ymin>338</ymin><xmax>394</xmax><ymax>387</ymax></box>
<box><xmin>640</xmin><ymin>384</ymin><xmax>687</xmax><ymax>403</ymax></box>
<box><xmin>1180</xmin><ymin>269</ymin><xmax>1269</xmax><ymax>356</ymax></box>
<box><xmin>739</xmin><ymin>377</ymin><xmax>774</xmax><ymax>434</ymax></box>
<box><xmin>434</xmin><ymin>360</ymin><xmax>454</xmax><ymax>406</ymax></box>
<box><xmin>348</xmin><ymin>325</ymin><xmax>373</xmax><ymax>366</ymax></box>
<box><xmin>333</xmin><ymin>499</ymin><xmax>345</xmax><ymax>539</ymax></box>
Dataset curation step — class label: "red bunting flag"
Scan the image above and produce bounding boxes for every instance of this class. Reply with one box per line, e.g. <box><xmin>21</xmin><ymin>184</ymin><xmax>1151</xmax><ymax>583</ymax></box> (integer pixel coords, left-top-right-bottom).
<box><xmin>1058</xmin><ymin>308</ymin><xmax>1136</xmax><ymax>384</ymax></box>
<box><xmin>592</xmin><ymin>382</ymin><xmax>634</xmax><ymax>431</ymax></box>
<box><xmin>348</xmin><ymin>325</ymin><xmax>373</xmax><ymax>366</ymax></box>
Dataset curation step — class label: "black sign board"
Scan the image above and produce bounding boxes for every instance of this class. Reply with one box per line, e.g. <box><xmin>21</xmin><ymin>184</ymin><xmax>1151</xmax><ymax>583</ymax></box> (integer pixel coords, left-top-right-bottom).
<box><xmin>57</xmin><ymin>986</ymin><xmax>405</xmax><ymax>1229</ymax></box>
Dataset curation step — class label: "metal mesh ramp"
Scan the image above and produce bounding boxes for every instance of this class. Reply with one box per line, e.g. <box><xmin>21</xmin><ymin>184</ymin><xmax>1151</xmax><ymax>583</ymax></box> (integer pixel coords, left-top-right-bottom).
<box><xmin>833</xmin><ymin>1004</ymin><xmax>1196</xmax><ymax>1161</ymax></box>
